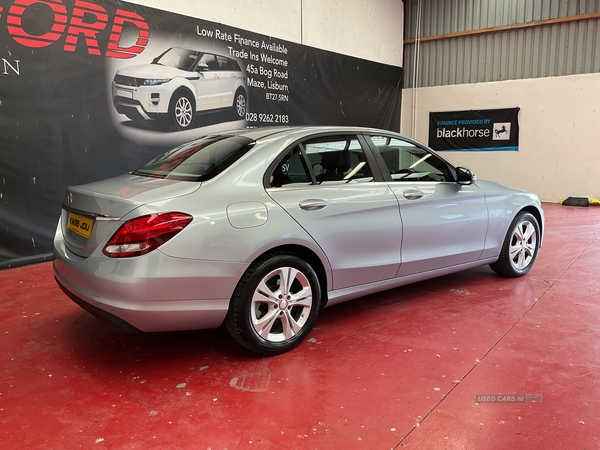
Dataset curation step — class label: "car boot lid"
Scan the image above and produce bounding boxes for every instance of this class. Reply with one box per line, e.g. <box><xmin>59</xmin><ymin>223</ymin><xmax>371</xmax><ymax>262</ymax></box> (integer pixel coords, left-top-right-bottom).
<box><xmin>65</xmin><ymin>174</ymin><xmax>201</xmax><ymax>218</ymax></box>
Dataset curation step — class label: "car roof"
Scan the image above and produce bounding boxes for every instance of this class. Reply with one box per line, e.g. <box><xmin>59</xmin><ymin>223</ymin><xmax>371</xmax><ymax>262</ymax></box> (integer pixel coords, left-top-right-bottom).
<box><xmin>166</xmin><ymin>46</ymin><xmax>232</xmax><ymax>59</ymax></box>
<box><xmin>216</xmin><ymin>126</ymin><xmax>407</xmax><ymax>141</ymax></box>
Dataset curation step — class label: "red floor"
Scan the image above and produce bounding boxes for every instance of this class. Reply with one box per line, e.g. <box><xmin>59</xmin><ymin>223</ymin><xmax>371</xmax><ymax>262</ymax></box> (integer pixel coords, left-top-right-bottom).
<box><xmin>1</xmin><ymin>203</ymin><xmax>599</xmax><ymax>449</ymax></box>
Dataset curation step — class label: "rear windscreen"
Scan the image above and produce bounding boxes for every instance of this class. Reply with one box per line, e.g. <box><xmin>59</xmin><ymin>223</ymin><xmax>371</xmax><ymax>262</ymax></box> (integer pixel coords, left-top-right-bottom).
<box><xmin>133</xmin><ymin>136</ymin><xmax>255</xmax><ymax>182</ymax></box>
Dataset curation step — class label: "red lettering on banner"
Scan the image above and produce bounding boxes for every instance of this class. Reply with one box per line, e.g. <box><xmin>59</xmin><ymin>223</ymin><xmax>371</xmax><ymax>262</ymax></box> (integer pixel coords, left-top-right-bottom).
<box><xmin>64</xmin><ymin>0</ymin><xmax>109</xmax><ymax>55</ymax></box>
<box><xmin>105</xmin><ymin>9</ymin><xmax>149</xmax><ymax>59</ymax></box>
<box><xmin>4</xmin><ymin>0</ymin><xmax>149</xmax><ymax>58</ymax></box>
<box><xmin>7</xmin><ymin>0</ymin><xmax>68</xmax><ymax>48</ymax></box>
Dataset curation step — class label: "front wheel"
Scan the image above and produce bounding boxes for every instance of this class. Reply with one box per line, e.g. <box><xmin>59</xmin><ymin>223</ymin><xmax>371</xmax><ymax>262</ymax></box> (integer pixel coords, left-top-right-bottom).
<box><xmin>225</xmin><ymin>252</ymin><xmax>321</xmax><ymax>355</ymax></box>
<box><xmin>490</xmin><ymin>211</ymin><xmax>540</xmax><ymax>277</ymax></box>
<box><xmin>169</xmin><ymin>91</ymin><xmax>194</xmax><ymax>130</ymax></box>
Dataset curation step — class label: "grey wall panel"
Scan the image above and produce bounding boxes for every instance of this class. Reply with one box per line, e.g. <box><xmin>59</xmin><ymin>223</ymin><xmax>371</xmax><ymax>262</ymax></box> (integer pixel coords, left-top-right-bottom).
<box><xmin>404</xmin><ymin>0</ymin><xmax>600</xmax><ymax>87</ymax></box>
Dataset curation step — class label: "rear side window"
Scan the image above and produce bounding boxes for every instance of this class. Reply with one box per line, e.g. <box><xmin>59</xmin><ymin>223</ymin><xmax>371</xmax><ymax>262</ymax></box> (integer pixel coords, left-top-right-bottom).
<box><xmin>269</xmin><ymin>146</ymin><xmax>312</xmax><ymax>187</ymax></box>
<box><xmin>216</xmin><ymin>56</ymin><xmax>240</xmax><ymax>71</ymax></box>
<box><xmin>305</xmin><ymin>136</ymin><xmax>374</xmax><ymax>185</ymax></box>
<box><xmin>267</xmin><ymin>135</ymin><xmax>375</xmax><ymax>188</ymax></box>
<box><xmin>133</xmin><ymin>136</ymin><xmax>255</xmax><ymax>182</ymax></box>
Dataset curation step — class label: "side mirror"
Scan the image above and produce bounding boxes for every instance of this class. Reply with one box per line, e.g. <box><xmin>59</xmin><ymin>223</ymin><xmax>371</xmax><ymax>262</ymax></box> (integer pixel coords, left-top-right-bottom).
<box><xmin>196</xmin><ymin>63</ymin><xmax>209</xmax><ymax>72</ymax></box>
<box><xmin>456</xmin><ymin>167</ymin><xmax>476</xmax><ymax>185</ymax></box>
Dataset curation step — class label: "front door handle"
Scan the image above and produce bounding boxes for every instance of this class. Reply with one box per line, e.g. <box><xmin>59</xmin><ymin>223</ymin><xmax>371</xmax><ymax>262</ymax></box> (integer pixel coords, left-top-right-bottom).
<box><xmin>403</xmin><ymin>189</ymin><xmax>424</xmax><ymax>200</ymax></box>
<box><xmin>299</xmin><ymin>199</ymin><xmax>328</xmax><ymax>211</ymax></box>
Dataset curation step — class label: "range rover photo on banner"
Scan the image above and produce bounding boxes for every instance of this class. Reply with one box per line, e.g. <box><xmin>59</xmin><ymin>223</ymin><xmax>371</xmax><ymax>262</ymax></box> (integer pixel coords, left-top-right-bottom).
<box><xmin>112</xmin><ymin>46</ymin><xmax>248</xmax><ymax>131</ymax></box>
<box><xmin>106</xmin><ymin>28</ymin><xmax>255</xmax><ymax>146</ymax></box>
<box><xmin>105</xmin><ymin>8</ymin><xmax>404</xmax><ymax>147</ymax></box>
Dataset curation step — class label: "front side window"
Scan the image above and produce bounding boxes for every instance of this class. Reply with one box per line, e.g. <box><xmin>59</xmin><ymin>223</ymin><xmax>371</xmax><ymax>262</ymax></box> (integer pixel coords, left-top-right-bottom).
<box><xmin>133</xmin><ymin>136</ymin><xmax>255</xmax><ymax>182</ymax></box>
<box><xmin>198</xmin><ymin>53</ymin><xmax>219</xmax><ymax>71</ymax></box>
<box><xmin>368</xmin><ymin>136</ymin><xmax>453</xmax><ymax>182</ymax></box>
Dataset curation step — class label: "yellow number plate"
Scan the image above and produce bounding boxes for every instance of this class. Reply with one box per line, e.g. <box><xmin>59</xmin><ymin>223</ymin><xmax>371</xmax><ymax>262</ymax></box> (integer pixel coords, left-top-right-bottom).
<box><xmin>67</xmin><ymin>212</ymin><xmax>94</xmax><ymax>239</ymax></box>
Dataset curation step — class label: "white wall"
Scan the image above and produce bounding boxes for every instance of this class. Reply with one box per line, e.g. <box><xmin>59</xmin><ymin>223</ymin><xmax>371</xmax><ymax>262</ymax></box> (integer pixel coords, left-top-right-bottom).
<box><xmin>401</xmin><ymin>73</ymin><xmax>600</xmax><ymax>202</ymax></box>
<box><xmin>126</xmin><ymin>0</ymin><xmax>404</xmax><ymax>66</ymax></box>
<box><xmin>302</xmin><ymin>0</ymin><xmax>403</xmax><ymax>66</ymax></box>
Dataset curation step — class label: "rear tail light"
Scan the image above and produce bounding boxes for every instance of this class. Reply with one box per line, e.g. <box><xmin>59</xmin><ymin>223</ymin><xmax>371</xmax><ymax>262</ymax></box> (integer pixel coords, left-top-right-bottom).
<box><xmin>103</xmin><ymin>212</ymin><xmax>193</xmax><ymax>258</ymax></box>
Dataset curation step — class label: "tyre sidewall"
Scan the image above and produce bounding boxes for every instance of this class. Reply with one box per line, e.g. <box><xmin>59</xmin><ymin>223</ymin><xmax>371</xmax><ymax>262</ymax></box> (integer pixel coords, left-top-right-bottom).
<box><xmin>497</xmin><ymin>212</ymin><xmax>540</xmax><ymax>277</ymax></box>
<box><xmin>169</xmin><ymin>90</ymin><xmax>194</xmax><ymax>130</ymax></box>
<box><xmin>231</xmin><ymin>253</ymin><xmax>321</xmax><ymax>355</ymax></box>
<box><xmin>234</xmin><ymin>88</ymin><xmax>247</xmax><ymax>118</ymax></box>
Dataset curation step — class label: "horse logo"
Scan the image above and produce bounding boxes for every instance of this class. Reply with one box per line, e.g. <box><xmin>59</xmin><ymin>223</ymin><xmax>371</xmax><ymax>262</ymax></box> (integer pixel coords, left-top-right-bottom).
<box><xmin>495</xmin><ymin>125</ymin><xmax>508</xmax><ymax>138</ymax></box>
<box><xmin>493</xmin><ymin>123</ymin><xmax>511</xmax><ymax>140</ymax></box>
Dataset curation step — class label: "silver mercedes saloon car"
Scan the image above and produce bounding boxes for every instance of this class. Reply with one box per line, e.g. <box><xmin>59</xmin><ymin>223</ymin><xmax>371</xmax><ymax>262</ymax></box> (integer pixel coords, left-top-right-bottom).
<box><xmin>53</xmin><ymin>126</ymin><xmax>544</xmax><ymax>355</ymax></box>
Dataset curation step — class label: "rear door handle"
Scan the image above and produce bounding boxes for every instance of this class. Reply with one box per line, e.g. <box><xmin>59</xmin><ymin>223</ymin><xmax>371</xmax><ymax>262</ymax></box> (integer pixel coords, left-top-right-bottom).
<box><xmin>299</xmin><ymin>199</ymin><xmax>328</xmax><ymax>211</ymax></box>
<box><xmin>403</xmin><ymin>189</ymin><xmax>424</xmax><ymax>200</ymax></box>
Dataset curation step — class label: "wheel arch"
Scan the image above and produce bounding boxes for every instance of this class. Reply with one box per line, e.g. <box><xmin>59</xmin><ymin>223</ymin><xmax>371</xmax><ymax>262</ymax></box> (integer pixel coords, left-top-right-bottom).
<box><xmin>244</xmin><ymin>244</ymin><xmax>330</xmax><ymax>308</ymax></box>
<box><xmin>234</xmin><ymin>80</ymin><xmax>247</xmax><ymax>97</ymax></box>
<box><xmin>521</xmin><ymin>205</ymin><xmax>544</xmax><ymax>245</ymax></box>
<box><xmin>234</xmin><ymin>85</ymin><xmax>247</xmax><ymax>97</ymax></box>
<box><xmin>489</xmin><ymin>206</ymin><xmax>542</xmax><ymax>277</ymax></box>
<box><xmin>169</xmin><ymin>86</ymin><xmax>196</xmax><ymax>111</ymax></box>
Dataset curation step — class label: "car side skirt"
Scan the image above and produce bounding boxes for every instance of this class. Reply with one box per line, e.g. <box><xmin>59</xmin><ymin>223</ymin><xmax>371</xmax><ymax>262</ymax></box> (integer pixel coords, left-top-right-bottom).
<box><xmin>325</xmin><ymin>257</ymin><xmax>498</xmax><ymax>307</ymax></box>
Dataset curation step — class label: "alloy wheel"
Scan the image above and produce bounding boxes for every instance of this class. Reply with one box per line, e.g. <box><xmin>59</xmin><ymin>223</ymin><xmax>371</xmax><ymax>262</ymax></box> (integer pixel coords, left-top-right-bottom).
<box><xmin>236</xmin><ymin>93</ymin><xmax>246</xmax><ymax>118</ymax></box>
<box><xmin>250</xmin><ymin>266</ymin><xmax>313</xmax><ymax>343</ymax></box>
<box><xmin>509</xmin><ymin>219</ymin><xmax>538</xmax><ymax>271</ymax></box>
<box><xmin>175</xmin><ymin>96</ymin><xmax>193</xmax><ymax>128</ymax></box>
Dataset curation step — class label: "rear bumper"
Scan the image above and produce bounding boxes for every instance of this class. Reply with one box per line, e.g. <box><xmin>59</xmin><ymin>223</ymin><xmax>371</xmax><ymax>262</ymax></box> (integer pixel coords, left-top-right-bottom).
<box><xmin>56</xmin><ymin>278</ymin><xmax>141</xmax><ymax>333</ymax></box>
<box><xmin>53</xmin><ymin>236</ymin><xmax>248</xmax><ymax>333</ymax></box>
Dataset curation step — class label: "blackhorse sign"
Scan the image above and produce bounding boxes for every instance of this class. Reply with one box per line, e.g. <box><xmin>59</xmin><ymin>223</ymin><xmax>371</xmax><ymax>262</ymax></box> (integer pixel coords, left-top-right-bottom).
<box><xmin>428</xmin><ymin>108</ymin><xmax>520</xmax><ymax>152</ymax></box>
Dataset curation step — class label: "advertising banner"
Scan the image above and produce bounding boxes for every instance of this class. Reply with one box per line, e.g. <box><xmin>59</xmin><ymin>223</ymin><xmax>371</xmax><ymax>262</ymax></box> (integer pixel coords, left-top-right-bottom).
<box><xmin>428</xmin><ymin>108</ymin><xmax>520</xmax><ymax>152</ymax></box>
<box><xmin>0</xmin><ymin>0</ymin><xmax>403</xmax><ymax>266</ymax></box>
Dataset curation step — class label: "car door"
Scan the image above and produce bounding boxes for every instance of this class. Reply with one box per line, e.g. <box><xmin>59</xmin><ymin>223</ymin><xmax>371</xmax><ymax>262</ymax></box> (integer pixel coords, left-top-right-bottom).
<box><xmin>266</xmin><ymin>135</ymin><xmax>402</xmax><ymax>290</ymax></box>
<box><xmin>192</xmin><ymin>53</ymin><xmax>222</xmax><ymax>110</ymax></box>
<box><xmin>366</xmin><ymin>135</ymin><xmax>489</xmax><ymax>277</ymax></box>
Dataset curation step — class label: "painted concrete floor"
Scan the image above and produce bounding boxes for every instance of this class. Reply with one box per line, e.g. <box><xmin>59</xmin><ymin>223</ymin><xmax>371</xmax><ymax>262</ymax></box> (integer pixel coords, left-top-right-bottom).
<box><xmin>1</xmin><ymin>202</ymin><xmax>599</xmax><ymax>449</ymax></box>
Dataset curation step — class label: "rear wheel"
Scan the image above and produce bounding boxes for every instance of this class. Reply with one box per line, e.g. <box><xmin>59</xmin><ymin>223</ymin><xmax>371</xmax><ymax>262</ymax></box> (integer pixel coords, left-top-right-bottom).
<box><xmin>233</xmin><ymin>88</ymin><xmax>247</xmax><ymax>119</ymax></box>
<box><xmin>490</xmin><ymin>211</ymin><xmax>540</xmax><ymax>277</ymax></box>
<box><xmin>225</xmin><ymin>252</ymin><xmax>321</xmax><ymax>355</ymax></box>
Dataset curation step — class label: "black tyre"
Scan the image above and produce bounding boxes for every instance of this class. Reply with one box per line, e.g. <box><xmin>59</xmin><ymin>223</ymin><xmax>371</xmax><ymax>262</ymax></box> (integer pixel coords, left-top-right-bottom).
<box><xmin>233</xmin><ymin>88</ymin><xmax>247</xmax><ymax>119</ymax></box>
<box><xmin>490</xmin><ymin>211</ymin><xmax>540</xmax><ymax>277</ymax></box>
<box><xmin>169</xmin><ymin>90</ymin><xmax>194</xmax><ymax>130</ymax></box>
<box><xmin>225</xmin><ymin>252</ymin><xmax>321</xmax><ymax>355</ymax></box>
